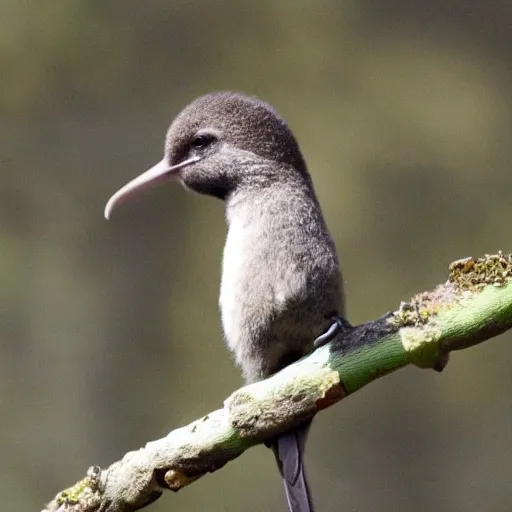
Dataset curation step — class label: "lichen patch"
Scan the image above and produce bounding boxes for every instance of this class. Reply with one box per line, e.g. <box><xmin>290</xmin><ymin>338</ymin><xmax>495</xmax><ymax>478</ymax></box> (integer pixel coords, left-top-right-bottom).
<box><xmin>449</xmin><ymin>251</ymin><xmax>512</xmax><ymax>291</ymax></box>
<box><xmin>390</xmin><ymin>251</ymin><xmax>512</xmax><ymax>331</ymax></box>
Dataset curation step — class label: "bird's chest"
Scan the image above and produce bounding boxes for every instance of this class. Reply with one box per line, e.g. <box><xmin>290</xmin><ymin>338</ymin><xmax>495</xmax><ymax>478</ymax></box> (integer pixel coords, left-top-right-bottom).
<box><xmin>219</xmin><ymin>212</ymin><xmax>296</xmax><ymax>355</ymax></box>
<box><xmin>219</xmin><ymin>217</ymin><xmax>251</xmax><ymax>350</ymax></box>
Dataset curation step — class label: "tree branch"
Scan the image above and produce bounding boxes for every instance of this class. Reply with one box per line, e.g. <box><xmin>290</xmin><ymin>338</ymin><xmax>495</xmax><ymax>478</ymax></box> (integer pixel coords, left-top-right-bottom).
<box><xmin>42</xmin><ymin>252</ymin><xmax>512</xmax><ymax>512</ymax></box>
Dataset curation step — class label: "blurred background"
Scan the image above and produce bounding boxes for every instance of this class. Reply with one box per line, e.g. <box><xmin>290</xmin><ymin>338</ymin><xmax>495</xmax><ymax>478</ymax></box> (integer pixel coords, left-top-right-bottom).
<box><xmin>2</xmin><ymin>1</ymin><xmax>512</xmax><ymax>511</ymax></box>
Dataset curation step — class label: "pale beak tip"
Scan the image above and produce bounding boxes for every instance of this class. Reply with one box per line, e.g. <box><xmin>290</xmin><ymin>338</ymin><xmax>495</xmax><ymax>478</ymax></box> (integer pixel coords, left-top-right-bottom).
<box><xmin>104</xmin><ymin>197</ymin><xmax>115</xmax><ymax>220</ymax></box>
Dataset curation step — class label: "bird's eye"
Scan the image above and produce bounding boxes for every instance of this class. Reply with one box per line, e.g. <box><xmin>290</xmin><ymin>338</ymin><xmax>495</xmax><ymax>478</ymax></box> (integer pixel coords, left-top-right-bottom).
<box><xmin>191</xmin><ymin>134</ymin><xmax>215</xmax><ymax>150</ymax></box>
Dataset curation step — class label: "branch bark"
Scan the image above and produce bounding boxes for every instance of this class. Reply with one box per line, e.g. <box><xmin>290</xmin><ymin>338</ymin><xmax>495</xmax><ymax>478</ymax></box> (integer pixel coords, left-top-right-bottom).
<box><xmin>42</xmin><ymin>252</ymin><xmax>512</xmax><ymax>512</ymax></box>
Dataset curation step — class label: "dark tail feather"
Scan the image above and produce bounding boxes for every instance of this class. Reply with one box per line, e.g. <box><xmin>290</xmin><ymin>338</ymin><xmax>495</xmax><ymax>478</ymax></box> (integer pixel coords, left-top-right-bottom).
<box><xmin>271</xmin><ymin>422</ymin><xmax>315</xmax><ymax>512</ymax></box>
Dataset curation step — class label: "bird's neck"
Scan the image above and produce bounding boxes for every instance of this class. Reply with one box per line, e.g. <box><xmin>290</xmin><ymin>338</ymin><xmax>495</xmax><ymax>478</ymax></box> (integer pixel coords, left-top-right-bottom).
<box><xmin>227</xmin><ymin>163</ymin><xmax>317</xmax><ymax>211</ymax></box>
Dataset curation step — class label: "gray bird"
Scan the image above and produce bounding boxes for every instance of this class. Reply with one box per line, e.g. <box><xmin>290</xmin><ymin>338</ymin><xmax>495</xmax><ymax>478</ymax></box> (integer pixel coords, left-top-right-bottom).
<box><xmin>105</xmin><ymin>92</ymin><xmax>346</xmax><ymax>512</ymax></box>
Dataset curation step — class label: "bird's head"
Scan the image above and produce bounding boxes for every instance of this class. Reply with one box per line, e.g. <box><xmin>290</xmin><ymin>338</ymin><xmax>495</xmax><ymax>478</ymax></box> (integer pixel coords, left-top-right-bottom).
<box><xmin>104</xmin><ymin>92</ymin><xmax>307</xmax><ymax>219</ymax></box>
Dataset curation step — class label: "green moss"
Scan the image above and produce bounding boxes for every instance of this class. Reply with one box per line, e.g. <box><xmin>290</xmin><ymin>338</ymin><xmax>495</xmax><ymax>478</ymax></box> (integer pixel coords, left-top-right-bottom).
<box><xmin>389</xmin><ymin>288</ymin><xmax>453</xmax><ymax>329</ymax></box>
<box><xmin>390</xmin><ymin>251</ymin><xmax>512</xmax><ymax>331</ymax></box>
<box><xmin>449</xmin><ymin>251</ymin><xmax>512</xmax><ymax>290</ymax></box>
<box><xmin>56</xmin><ymin>467</ymin><xmax>101</xmax><ymax>506</ymax></box>
<box><xmin>388</xmin><ymin>251</ymin><xmax>512</xmax><ymax>369</ymax></box>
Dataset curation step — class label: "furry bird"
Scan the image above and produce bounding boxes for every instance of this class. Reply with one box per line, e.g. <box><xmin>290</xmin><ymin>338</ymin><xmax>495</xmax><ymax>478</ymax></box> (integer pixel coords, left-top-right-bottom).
<box><xmin>105</xmin><ymin>92</ymin><xmax>346</xmax><ymax>511</ymax></box>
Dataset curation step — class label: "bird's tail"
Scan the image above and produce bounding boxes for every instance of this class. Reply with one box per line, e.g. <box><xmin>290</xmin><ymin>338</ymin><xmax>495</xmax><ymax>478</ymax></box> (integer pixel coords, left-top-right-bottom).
<box><xmin>271</xmin><ymin>422</ymin><xmax>315</xmax><ymax>512</ymax></box>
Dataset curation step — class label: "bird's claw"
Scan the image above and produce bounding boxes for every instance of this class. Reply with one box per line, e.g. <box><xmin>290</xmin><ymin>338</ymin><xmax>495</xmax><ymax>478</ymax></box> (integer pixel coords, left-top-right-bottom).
<box><xmin>313</xmin><ymin>315</ymin><xmax>349</xmax><ymax>349</ymax></box>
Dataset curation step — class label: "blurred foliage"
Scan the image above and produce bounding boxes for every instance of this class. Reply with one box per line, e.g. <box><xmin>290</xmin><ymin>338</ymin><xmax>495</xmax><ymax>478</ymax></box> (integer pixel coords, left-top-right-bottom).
<box><xmin>1</xmin><ymin>1</ymin><xmax>511</xmax><ymax>511</ymax></box>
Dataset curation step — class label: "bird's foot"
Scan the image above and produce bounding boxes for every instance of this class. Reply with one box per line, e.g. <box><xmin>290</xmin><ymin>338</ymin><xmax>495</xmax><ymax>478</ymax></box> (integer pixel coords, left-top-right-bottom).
<box><xmin>313</xmin><ymin>316</ymin><xmax>351</xmax><ymax>349</ymax></box>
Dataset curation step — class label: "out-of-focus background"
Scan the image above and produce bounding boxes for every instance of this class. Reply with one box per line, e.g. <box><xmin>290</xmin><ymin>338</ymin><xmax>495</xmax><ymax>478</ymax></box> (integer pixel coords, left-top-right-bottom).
<box><xmin>2</xmin><ymin>1</ymin><xmax>512</xmax><ymax>511</ymax></box>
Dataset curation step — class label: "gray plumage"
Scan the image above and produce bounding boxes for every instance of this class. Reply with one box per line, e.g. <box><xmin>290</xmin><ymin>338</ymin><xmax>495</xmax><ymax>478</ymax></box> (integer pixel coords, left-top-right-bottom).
<box><xmin>105</xmin><ymin>92</ymin><xmax>346</xmax><ymax>512</ymax></box>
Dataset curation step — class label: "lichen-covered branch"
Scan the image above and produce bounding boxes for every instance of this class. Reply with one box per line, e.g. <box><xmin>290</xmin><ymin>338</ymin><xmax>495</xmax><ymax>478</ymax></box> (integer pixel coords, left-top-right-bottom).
<box><xmin>42</xmin><ymin>252</ymin><xmax>512</xmax><ymax>512</ymax></box>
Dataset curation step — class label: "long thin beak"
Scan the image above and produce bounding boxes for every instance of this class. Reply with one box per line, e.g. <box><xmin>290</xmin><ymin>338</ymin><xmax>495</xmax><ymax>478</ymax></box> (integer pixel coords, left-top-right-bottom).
<box><xmin>104</xmin><ymin>156</ymin><xmax>199</xmax><ymax>219</ymax></box>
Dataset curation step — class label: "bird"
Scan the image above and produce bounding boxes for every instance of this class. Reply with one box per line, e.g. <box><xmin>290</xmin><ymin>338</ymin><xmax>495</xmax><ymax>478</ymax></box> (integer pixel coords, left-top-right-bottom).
<box><xmin>105</xmin><ymin>92</ymin><xmax>346</xmax><ymax>512</ymax></box>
